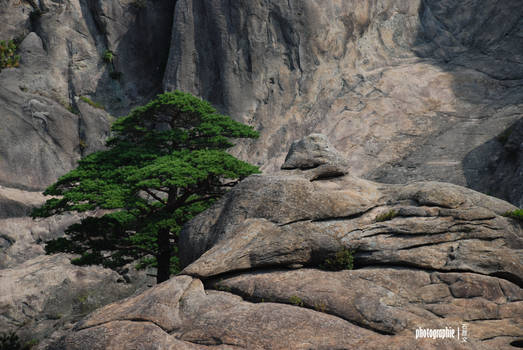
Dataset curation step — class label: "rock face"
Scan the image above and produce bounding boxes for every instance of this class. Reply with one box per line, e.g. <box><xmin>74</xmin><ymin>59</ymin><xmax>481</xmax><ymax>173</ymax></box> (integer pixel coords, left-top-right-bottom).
<box><xmin>1</xmin><ymin>0</ymin><xmax>522</xmax><ymax>347</ymax></box>
<box><xmin>47</xmin><ymin>135</ymin><xmax>522</xmax><ymax>349</ymax></box>
<box><xmin>0</xmin><ymin>186</ymin><xmax>49</xmax><ymax>219</ymax></box>
<box><xmin>0</xmin><ymin>254</ymin><xmax>148</xmax><ymax>344</ymax></box>
<box><xmin>464</xmin><ymin>118</ymin><xmax>523</xmax><ymax>208</ymax></box>
<box><xmin>165</xmin><ymin>0</ymin><xmax>523</xmax><ymax>206</ymax></box>
<box><xmin>0</xmin><ymin>0</ymin><xmax>175</xmax><ymax>190</ymax></box>
<box><xmin>3</xmin><ymin>0</ymin><xmax>520</xmax><ymax>199</ymax></box>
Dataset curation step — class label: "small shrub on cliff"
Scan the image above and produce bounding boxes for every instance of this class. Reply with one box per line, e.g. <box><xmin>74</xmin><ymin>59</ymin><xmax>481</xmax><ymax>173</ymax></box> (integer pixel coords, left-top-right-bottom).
<box><xmin>289</xmin><ymin>295</ymin><xmax>304</xmax><ymax>307</ymax></box>
<box><xmin>102</xmin><ymin>50</ymin><xmax>114</xmax><ymax>63</ymax></box>
<box><xmin>0</xmin><ymin>40</ymin><xmax>20</xmax><ymax>71</ymax></box>
<box><xmin>321</xmin><ymin>248</ymin><xmax>354</xmax><ymax>271</ymax></box>
<box><xmin>503</xmin><ymin>209</ymin><xmax>523</xmax><ymax>222</ymax></box>
<box><xmin>375</xmin><ymin>209</ymin><xmax>397</xmax><ymax>222</ymax></box>
<box><xmin>79</xmin><ymin>96</ymin><xmax>104</xmax><ymax>110</ymax></box>
<box><xmin>34</xmin><ymin>91</ymin><xmax>259</xmax><ymax>284</ymax></box>
<box><xmin>314</xmin><ymin>300</ymin><xmax>327</xmax><ymax>312</ymax></box>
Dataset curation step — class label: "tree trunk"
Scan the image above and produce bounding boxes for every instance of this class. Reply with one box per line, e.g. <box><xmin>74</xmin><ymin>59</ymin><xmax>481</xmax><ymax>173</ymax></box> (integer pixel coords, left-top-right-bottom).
<box><xmin>156</xmin><ymin>227</ymin><xmax>171</xmax><ymax>283</ymax></box>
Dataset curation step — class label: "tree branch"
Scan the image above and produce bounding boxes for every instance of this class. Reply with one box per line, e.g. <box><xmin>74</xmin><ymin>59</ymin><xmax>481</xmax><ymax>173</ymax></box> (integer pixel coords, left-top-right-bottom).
<box><xmin>143</xmin><ymin>189</ymin><xmax>167</xmax><ymax>204</ymax></box>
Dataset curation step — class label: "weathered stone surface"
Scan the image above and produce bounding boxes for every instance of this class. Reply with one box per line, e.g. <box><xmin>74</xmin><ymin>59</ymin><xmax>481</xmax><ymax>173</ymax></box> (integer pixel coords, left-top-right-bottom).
<box><xmin>0</xmin><ymin>254</ymin><xmax>149</xmax><ymax>343</ymax></box>
<box><xmin>0</xmin><ymin>0</ymin><xmax>175</xmax><ymax>190</ymax></box>
<box><xmin>179</xmin><ymin>173</ymin><xmax>382</xmax><ymax>267</ymax></box>
<box><xmin>165</xmin><ymin>0</ymin><xmax>523</xmax><ymax>206</ymax></box>
<box><xmin>60</xmin><ymin>321</ymin><xmax>208</xmax><ymax>350</ymax></box>
<box><xmin>181</xmin><ymin>172</ymin><xmax>520</xmax><ymax>283</ymax></box>
<box><xmin>50</xmin><ymin>135</ymin><xmax>522</xmax><ymax>349</ymax></box>
<box><xmin>0</xmin><ymin>185</ymin><xmax>49</xmax><ymax>218</ymax></box>
<box><xmin>211</xmin><ymin>268</ymin><xmax>523</xmax><ymax>342</ymax></box>
<box><xmin>47</xmin><ymin>273</ymin><xmax>500</xmax><ymax>350</ymax></box>
<box><xmin>0</xmin><ymin>213</ymin><xmax>80</xmax><ymax>268</ymax></box>
<box><xmin>282</xmin><ymin>133</ymin><xmax>348</xmax><ymax>169</ymax></box>
<box><xmin>75</xmin><ymin>275</ymin><xmax>194</xmax><ymax>332</ymax></box>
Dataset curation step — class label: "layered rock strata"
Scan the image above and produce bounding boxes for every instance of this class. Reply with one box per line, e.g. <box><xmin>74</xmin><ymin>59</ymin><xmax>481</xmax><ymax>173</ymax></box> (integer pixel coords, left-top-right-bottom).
<box><xmin>44</xmin><ymin>135</ymin><xmax>522</xmax><ymax>349</ymax></box>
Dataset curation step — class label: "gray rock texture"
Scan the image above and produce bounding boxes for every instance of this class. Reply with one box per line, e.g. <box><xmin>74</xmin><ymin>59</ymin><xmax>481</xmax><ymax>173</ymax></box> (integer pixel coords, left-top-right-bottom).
<box><xmin>463</xmin><ymin>118</ymin><xmax>523</xmax><ymax>208</ymax></box>
<box><xmin>0</xmin><ymin>0</ymin><xmax>175</xmax><ymax>190</ymax></box>
<box><xmin>46</xmin><ymin>135</ymin><xmax>522</xmax><ymax>350</ymax></box>
<box><xmin>165</xmin><ymin>0</ymin><xmax>523</xmax><ymax>206</ymax></box>
<box><xmin>0</xmin><ymin>254</ymin><xmax>148</xmax><ymax>344</ymax></box>
<box><xmin>0</xmin><ymin>185</ymin><xmax>49</xmax><ymax>218</ymax></box>
<box><xmin>1</xmin><ymin>0</ymin><xmax>522</xmax><ymax>347</ymax></box>
<box><xmin>282</xmin><ymin>133</ymin><xmax>347</xmax><ymax>170</ymax></box>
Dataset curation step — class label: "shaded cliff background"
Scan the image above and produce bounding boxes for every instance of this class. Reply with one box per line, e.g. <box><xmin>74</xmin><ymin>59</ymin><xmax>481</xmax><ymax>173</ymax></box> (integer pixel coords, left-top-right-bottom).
<box><xmin>165</xmin><ymin>0</ymin><xmax>523</xmax><ymax>207</ymax></box>
<box><xmin>0</xmin><ymin>0</ymin><xmax>521</xmax><ymax>345</ymax></box>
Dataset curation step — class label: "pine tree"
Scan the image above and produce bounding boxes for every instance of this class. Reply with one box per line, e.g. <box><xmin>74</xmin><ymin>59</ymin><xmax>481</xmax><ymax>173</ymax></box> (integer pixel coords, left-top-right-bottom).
<box><xmin>33</xmin><ymin>91</ymin><xmax>259</xmax><ymax>283</ymax></box>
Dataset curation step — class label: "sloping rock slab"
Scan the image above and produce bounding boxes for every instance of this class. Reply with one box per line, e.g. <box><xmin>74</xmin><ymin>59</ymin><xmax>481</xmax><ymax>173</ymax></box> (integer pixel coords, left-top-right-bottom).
<box><xmin>44</xmin><ymin>276</ymin><xmax>484</xmax><ymax>350</ymax></box>
<box><xmin>210</xmin><ymin>268</ymin><xmax>523</xmax><ymax>342</ymax></box>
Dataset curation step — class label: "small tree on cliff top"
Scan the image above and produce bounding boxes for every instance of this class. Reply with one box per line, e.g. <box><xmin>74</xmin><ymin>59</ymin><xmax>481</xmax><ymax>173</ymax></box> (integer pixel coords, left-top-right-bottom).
<box><xmin>33</xmin><ymin>91</ymin><xmax>259</xmax><ymax>283</ymax></box>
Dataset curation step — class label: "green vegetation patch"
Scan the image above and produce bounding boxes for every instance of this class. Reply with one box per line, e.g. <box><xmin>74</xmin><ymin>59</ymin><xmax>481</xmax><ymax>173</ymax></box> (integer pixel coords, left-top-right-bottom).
<box><xmin>289</xmin><ymin>295</ymin><xmax>304</xmax><ymax>307</ymax></box>
<box><xmin>314</xmin><ymin>300</ymin><xmax>327</xmax><ymax>312</ymax></box>
<box><xmin>103</xmin><ymin>50</ymin><xmax>114</xmax><ymax>63</ymax></box>
<box><xmin>321</xmin><ymin>248</ymin><xmax>354</xmax><ymax>271</ymax></box>
<box><xmin>375</xmin><ymin>209</ymin><xmax>398</xmax><ymax>222</ymax></box>
<box><xmin>79</xmin><ymin>96</ymin><xmax>104</xmax><ymax>110</ymax></box>
<box><xmin>503</xmin><ymin>209</ymin><xmax>523</xmax><ymax>222</ymax></box>
<box><xmin>0</xmin><ymin>40</ymin><xmax>20</xmax><ymax>71</ymax></box>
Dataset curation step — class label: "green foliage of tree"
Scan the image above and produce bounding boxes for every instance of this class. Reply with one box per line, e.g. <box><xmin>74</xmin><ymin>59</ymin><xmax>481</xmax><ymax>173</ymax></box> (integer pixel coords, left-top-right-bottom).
<box><xmin>34</xmin><ymin>91</ymin><xmax>259</xmax><ymax>283</ymax></box>
<box><xmin>0</xmin><ymin>332</ymin><xmax>35</xmax><ymax>350</ymax></box>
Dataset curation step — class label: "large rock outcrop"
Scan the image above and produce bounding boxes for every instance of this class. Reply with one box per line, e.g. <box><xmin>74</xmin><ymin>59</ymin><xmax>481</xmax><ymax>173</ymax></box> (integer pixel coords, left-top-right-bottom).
<box><xmin>45</xmin><ymin>135</ymin><xmax>522</xmax><ymax>349</ymax></box>
<box><xmin>165</xmin><ymin>0</ymin><xmax>523</xmax><ymax>206</ymax></box>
